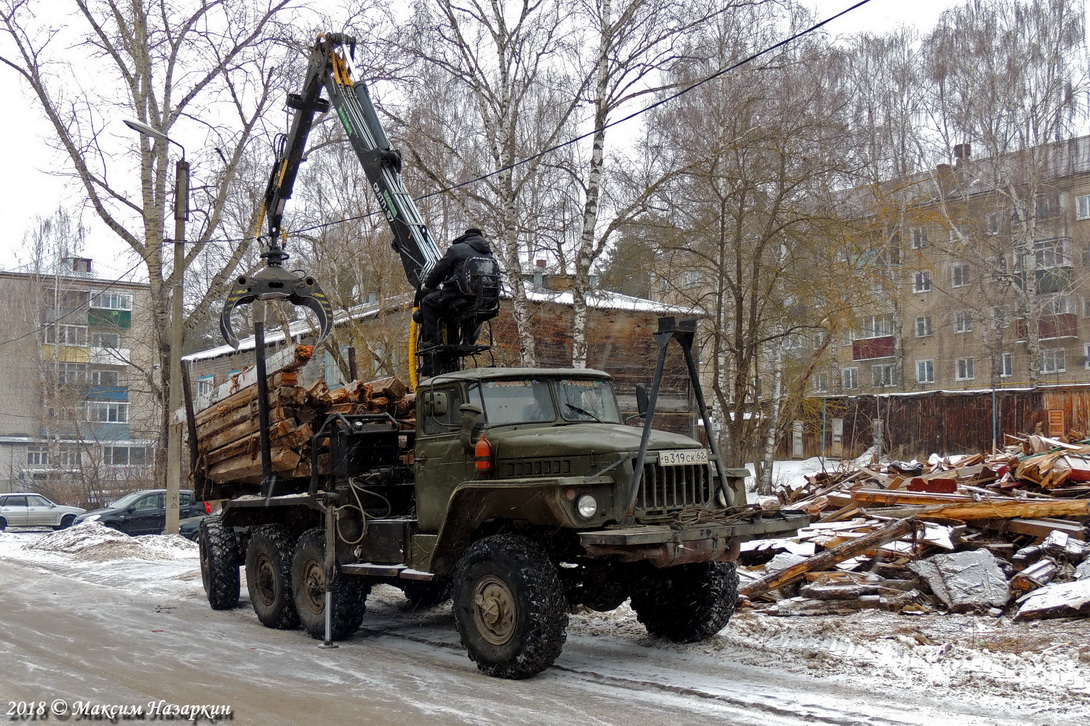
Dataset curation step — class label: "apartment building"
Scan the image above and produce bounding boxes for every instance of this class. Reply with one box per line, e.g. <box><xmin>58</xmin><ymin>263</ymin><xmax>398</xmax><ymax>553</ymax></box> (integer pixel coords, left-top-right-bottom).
<box><xmin>818</xmin><ymin>138</ymin><xmax>1090</xmax><ymax>397</ymax></box>
<box><xmin>0</xmin><ymin>258</ymin><xmax>156</xmax><ymax>502</ymax></box>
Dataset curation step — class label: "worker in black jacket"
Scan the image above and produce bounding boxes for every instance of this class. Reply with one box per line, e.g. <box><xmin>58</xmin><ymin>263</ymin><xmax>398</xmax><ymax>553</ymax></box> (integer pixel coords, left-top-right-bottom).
<box><xmin>418</xmin><ymin>228</ymin><xmax>494</xmax><ymax>345</ymax></box>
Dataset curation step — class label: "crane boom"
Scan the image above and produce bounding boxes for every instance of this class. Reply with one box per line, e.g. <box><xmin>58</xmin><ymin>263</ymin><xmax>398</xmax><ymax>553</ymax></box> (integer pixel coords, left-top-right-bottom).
<box><xmin>221</xmin><ymin>33</ymin><xmax>497</xmax><ymax>380</ymax></box>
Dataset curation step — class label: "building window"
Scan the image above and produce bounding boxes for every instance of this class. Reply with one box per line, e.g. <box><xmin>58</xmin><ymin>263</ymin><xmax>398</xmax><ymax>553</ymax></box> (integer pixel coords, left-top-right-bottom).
<box><xmin>954</xmin><ymin>310</ymin><xmax>973</xmax><ymax>334</ymax></box>
<box><xmin>857</xmin><ymin>314</ymin><xmax>894</xmax><ymax>339</ymax></box>
<box><xmin>842</xmin><ymin>367</ymin><xmax>858</xmax><ymax>390</ymax></box>
<box><xmin>999</xmin><ymin>351</ymin><xmax>1014</xmax><ymax>378</ymax></box>
<box><xmin>916</xmin><ymin>359</ymin><xmax>935</xmax><ymax>384</ymax></box>
<box><xmin>1042</xmin><ymin>294</ymin><xmax>1075</xmax><ymax>315</ymax></box>
<box><xmin>57</xmin><ymin>362</ymin><xmax>87</xmax><ymax>384</ymax></box>
<box><xmin>910</xmin><ymin>227</ymin><xmax>928</xmax><ymax>249</ymax></box>
<box><xmin>987</xmin><ymin>212</ymin><xmax>1003</xmax><ymax>235</ymax></box>
<box><xmin>912</xmin><ymin>270</ymin><xmax>931</xmax><ymax>293</ymax></box>
<box><xmin>955</xmin><ymin>357</ymin><xmax>975</xmax><ymax>381</ymax></box>
<box><xmin>813</xmin><ymin>330</ymin><xmax>827</xmax><ymax>348</ymax></box>
<box><xmin>679</xmin><ymin>270</ymin><xmax>702</xmax><ymax>289</ymax></box>
<box><xmin>55</xmin><ymin>446</ymin><xmax>81</xmax><ymax>468</ymax></box>
<box><xmin>84</xmin><ymin>401</ymin><xmax>129</xmax><ymax>423</ymax></box>
<box><xmin>813</xmin><ymin>372</ymin><xmax>829</xmax><ymax>393</ymax></box>
<box><xmin>872</xmin><ymin>363</ymin><xmax>899</xmax><ymax>387</ymax></box>
<box><xmin>44</xmin><ymin>324</ymin><xmax>88</xmax><ymax>346</ymax></box>
<box><xmin>1042</xmin><ymin>348</ymin><xmax>1066</xmax><ymax>374</ymax></box>
<box><xmin>91</xmin><ymin>331</ymin><xmax>122</xmax><ymax>348</ymax></box>
<box><xmin>197</xmin><ymin>375</ymin><xmax>216</xmax><ymax>398</ymax></box>
<box><xmin>992</xmin><ymin>306</ymin><xmax>1011</xmax><ymax>329</ymax></box>
<box><xmin>90</xmin><ymin>291</ymin><xmax>133</xmax><ymax>311</ymax></box>
<box><xmin>1036</xmin><ymin>195</ymin><xmax>1059</xmax><ymax>219</ymax></box>
<box><xmin>949</xmin><ymin>224</ymin><xmax>969</xmax><ymax>244</ymax></box>
<box><xmin>1035</xmin><ymin>238</ymin><xmax>1069</xmax><ymax>268</ymax></box>
<box><xmin>914</xmin><ymin>316</ymin><xmax>933</xmax><ymax>337</ymax></box>
<box><xmin>91</xmin><ymin>369</ymin><xmax>119</xmax><ymax>386</ymax></box>
<box><xmin>26</xmin><ymin>446</ymin><xmax>48</xmax><ymax>466</ymax></box>
<box><xmin>1077</xmin><ymin>195</ymin><xmax>1090</xmax><ymax>221</ymax></box>
<box><xmin>951</xmin><ymin>263</ymin><xmax>971</xmax><ymax>288</ymax></box>
<box><xmin>886</xmin><ymin>245</ymin><xmax>903</xmax><ymax>267</ymax></box>
<box><xmin>104</xmin><ymin>445</ymin><xmax>148</xmax><ymax>467</ymax></box>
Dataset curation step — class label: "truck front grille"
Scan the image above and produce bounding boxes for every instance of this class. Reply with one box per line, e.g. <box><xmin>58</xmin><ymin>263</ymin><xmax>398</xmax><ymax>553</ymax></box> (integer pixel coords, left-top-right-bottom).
<box><xmin>637</xmin><ymin>463</ymin><xmax>713</xmax><ymax>514</ymax></box>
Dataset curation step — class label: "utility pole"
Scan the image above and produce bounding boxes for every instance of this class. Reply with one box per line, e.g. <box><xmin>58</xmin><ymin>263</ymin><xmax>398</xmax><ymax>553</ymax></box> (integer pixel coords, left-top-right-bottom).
<box><xmin>125</xmin><ymin>119</ymin><xmax>187</xmax><ymax>534</ymax></box>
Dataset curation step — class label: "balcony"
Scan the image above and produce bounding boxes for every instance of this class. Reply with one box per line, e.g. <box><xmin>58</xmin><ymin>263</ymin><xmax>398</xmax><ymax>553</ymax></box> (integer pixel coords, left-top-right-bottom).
<box><xmin>89</xmin><ymin>347</ymin><xmax>131</xmax><ymax>365</ymax></box>
<box><xmin>853</xmin><ymin>335</ymin><xmax>896</xmax><ymax>361</ymax></box>
<box><xmin>1016</xmin><ymin>313</ymin><xmax>1078</xmax><ymax>341</ymax></box>
<box><xmin>86</xmin><ymin>385</ymin><xmax>128</xmax><ymax>402</ymax></box>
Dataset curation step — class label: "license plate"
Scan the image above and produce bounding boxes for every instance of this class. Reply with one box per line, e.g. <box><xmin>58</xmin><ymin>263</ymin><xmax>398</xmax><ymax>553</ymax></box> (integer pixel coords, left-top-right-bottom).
<box><xmin>657</xmin><ymin>449</ymin><xmax>709</xmax><ymax>466</ymax></box>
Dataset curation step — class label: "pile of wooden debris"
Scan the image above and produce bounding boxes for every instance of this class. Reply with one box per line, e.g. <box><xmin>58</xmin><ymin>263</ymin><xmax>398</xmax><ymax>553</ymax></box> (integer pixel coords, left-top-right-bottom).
<box><xmin>188</xmin><ymin>345</ymin><xmax>414</xmax><ymax>497</ymax></box>
<box><xmin>743</xmin><ymin>434</ymin><xmax>1090</xmax><ymax>621</ymax></box>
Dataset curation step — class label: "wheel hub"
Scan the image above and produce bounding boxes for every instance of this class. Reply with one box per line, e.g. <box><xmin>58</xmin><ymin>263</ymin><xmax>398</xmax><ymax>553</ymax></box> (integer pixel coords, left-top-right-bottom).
<box><xmin>472</xmin><ymin>575</ymin><xmax>516</xmax><ymax>646</ymax></box>
<box><xmin>254</xmin><ymin>554</ymin><xmax>277</xmax><ymax>606</ymax></box>
<box><xmin>301</xmin><ymin>558</ymin><xmax>325</xmax><ymax>614</ymax></box>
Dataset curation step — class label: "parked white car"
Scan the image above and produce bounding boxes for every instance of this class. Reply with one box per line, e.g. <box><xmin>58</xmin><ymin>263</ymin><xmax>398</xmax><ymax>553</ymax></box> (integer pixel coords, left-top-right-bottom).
<box><xmin>0</xmin><ymin>492</ymin><xmax>85</xmax><ymax>531</ymax></box>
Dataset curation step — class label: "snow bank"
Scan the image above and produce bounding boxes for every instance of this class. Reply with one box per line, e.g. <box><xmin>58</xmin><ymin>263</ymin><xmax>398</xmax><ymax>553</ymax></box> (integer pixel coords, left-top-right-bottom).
<box><xmin>25</xmin><ymin>521</ymin><xmax>197</xmax><ymax>562</ymax></box>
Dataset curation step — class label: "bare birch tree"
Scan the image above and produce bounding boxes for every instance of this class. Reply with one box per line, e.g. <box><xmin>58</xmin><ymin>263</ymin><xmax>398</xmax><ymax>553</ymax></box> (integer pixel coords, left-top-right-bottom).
<box><xmin>0</xmin><ymin>0</ymin><xmax>300</xmax><ymax>481</ymax></box>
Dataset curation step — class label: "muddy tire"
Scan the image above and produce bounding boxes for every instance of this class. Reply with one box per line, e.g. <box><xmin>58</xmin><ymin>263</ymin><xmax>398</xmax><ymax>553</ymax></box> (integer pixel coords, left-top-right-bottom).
<box><xmin>630</xmin><ymin>562</ymin><xmax>739</xmax><ymax>643</ymax></box>
<box><xmin>0</xmin><ymin>517</ymin><xmax>6</xmax><ymax>531</ymax></box>
<box><xmin>291</xmin><ymin>528</ymin><xmax>368</xmax><ymax>640</ymax></box>
<box><xmin>245</xmin><ymin>524</ymin><xmax>300</xmax><ymax>629</ymax></box>
<box><xmin>199</xmin><ymin>516</ymin><xmax>240</xmax><ymax>610</ymax></box>
<box><xmin>451</xmin><ymin>534</ymin><xmax>567</xmax><ymax>679</ymax></box>
<box><xmin>402</xmin><ymin>578</ymin><xmax>452</xmax><ymax>611</ymax></box>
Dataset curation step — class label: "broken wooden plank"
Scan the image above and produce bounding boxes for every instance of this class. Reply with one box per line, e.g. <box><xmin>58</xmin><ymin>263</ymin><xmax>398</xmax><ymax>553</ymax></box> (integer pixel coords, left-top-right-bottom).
<box><xmin>740</xmin><ymin>518</ymin><xmax>918</xmax><ymax>598</ymax></box>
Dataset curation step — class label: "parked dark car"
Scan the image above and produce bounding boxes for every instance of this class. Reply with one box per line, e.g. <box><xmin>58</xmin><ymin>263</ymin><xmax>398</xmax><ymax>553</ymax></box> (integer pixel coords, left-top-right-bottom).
<box><xmin>177</xmin><ymin>514</ymin><xmax>208</xmax><ymax>541</ymax></box>
<box><xmin>75</xmin><ymin>489</ymin><xmax>206</xmax><ymax>536</ymax></box>
<box><xmin>0</xmin><ymin>493</ymin><xmax>85</xmax><ymax>531</ymax></box>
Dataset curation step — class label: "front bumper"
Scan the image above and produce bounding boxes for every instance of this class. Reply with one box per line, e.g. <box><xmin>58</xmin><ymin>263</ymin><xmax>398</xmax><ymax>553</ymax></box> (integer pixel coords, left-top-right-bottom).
<box><xmin>579</xmin><ymin>508</ymin><xmax>808</xmax><ymax>567</ymax></box>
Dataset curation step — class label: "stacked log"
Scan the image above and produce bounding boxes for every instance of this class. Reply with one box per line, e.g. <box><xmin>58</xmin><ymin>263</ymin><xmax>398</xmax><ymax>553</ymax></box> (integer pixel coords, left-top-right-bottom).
<box><xmin>189</xmin><ymin>345</ymin><xmax>414</xmax><ymax>498</ymax></box>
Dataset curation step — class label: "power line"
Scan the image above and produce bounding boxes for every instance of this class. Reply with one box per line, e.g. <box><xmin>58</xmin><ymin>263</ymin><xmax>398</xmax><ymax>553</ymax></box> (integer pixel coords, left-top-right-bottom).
<box><xmin>201</xmin><ymin>1</ymin><xmax>874</xmax><ymax>245</ymax></box>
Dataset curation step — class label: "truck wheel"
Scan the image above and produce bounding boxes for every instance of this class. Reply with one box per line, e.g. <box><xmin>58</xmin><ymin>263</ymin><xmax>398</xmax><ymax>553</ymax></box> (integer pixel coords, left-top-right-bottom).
<box><xmin>292</xmin><ymin>528</ymin><xmax>369</xmax><ymax>640</ymax></box>
<box><xmin>402</xmin><ymin>578</ymin><xmax>452</xmax><ymax>610</ymax></box>
<box><xmin>451</xmin><ymin>534</ymin><xmax>567</xmax><ymax>679</ymax></box>
<box><xmin>246</xmin><ymin>525</ymin><xmax>300</xmax><ymax>629</ymax></box>
<box><xmin>630</xmin><ymin>561</ymin><xmax>739</xmax><ymax>643</ymax></box>
<box><xmin>199</xmin><ymin>516</ymin><xmax>240</xmax><ymax>610</ymax></box>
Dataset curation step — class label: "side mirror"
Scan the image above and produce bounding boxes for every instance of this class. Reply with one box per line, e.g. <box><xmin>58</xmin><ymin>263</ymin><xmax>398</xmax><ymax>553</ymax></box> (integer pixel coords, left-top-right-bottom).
<box><xmin>459</xmin><ymin>404</ymin><xmax>484</xmax><ymax>452</ymax></box>
<box><xmin>421</xmin><ymin>391</ymin><xmax>449</xmax><ymax>417</ymax></box>
<box><xmin>635</xmin><ymin>383</ymin><xmax>649</xmax><ymax>417</ymax></box>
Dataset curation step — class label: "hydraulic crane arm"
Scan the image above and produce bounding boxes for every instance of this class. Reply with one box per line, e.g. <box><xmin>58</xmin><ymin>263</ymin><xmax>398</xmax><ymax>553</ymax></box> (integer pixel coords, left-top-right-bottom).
<box><xmin>220</xmin><ymin>33</ymin><xmax>443</xmax><ymax>348</ymax></box>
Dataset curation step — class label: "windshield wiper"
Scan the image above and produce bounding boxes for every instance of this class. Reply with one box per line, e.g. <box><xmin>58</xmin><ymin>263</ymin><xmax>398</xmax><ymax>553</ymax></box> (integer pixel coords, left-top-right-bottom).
<box><xmin>564</xmin><ymin>402</ymin><xmax>602</xmax><ymax>423</ymax></box>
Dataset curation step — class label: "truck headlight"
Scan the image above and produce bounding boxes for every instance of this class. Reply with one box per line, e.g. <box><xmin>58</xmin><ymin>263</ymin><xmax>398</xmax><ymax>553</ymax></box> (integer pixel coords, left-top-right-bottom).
<box><xmin>575</xmin><ymin>494</ymin><xmax>598</xmax><ymax>519</ymax></box>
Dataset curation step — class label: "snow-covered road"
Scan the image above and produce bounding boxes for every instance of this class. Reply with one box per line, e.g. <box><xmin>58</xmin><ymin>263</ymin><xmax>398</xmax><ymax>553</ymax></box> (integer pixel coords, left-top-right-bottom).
<box><xmin>1</xmin><ymin>526</ymin><xmax>1086</xmax><ymax>725</ymax></box>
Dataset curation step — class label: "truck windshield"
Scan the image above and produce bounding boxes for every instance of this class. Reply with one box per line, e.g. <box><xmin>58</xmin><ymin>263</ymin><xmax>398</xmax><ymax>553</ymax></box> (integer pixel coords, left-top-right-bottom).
<box><xmin>557</xmin><ymin>379</ymin><xmax>622</xmax><ymax>424</ymax></box>
<box><xmin>475</xmin><ymin>379</ymin><xmax>556</xmax><ymax>426</ymax></box>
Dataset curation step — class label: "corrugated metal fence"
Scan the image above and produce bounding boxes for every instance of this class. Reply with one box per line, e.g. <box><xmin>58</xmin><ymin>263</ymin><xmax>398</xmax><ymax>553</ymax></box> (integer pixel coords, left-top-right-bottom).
<box><xmin>799</xmin><ymin>386</ymin><xmax>1090</xmax><ymax>460</ymax></box>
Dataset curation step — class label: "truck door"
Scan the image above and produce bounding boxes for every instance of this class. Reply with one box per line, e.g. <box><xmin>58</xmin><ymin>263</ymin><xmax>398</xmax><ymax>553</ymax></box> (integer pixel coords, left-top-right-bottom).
<box><xmin>414</xmin><ymin>384</ymin><xmax>476</xmax><ymax>532</ymax></box>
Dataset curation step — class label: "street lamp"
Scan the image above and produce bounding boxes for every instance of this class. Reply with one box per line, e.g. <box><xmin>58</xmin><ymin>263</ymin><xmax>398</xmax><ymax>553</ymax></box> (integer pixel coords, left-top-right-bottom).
<box><xmin>125</xmin><ymin>118</ymin><xmax>188</xmax><ymax>535</ymax></box>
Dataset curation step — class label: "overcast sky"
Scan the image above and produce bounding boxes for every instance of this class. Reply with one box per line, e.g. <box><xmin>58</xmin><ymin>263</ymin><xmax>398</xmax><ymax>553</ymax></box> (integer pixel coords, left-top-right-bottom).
<box><xmin>0</xmin><ymin>0</ymin><xmax>963</xmax><ymax>276</ymax></box>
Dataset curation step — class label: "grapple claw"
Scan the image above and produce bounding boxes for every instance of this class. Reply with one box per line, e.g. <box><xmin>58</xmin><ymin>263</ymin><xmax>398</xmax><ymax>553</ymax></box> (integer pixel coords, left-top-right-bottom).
<box><xmin>219</xmin><ymin>265</ymin><xmax>333</xmax><ymax>349</ymax></box>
